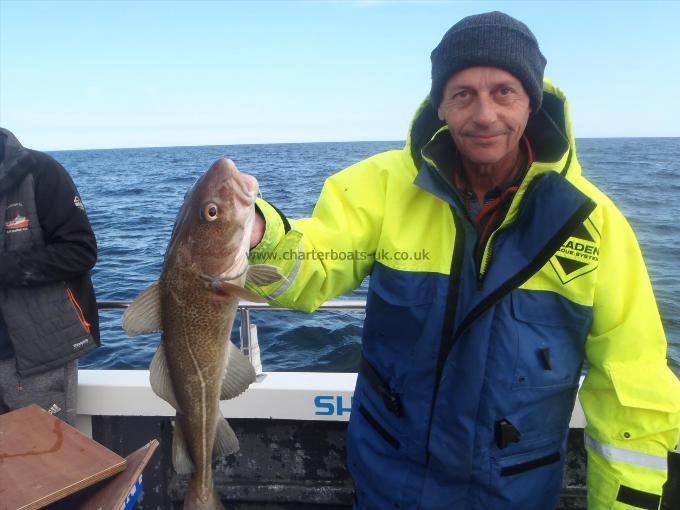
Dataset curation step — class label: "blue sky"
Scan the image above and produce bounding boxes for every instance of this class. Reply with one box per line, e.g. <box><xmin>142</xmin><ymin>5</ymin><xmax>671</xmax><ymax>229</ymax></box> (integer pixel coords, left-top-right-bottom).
<box><xmin>1</xmin><ymin>0</ymin><xmax>678</xmax><ymax>150</ymax></box>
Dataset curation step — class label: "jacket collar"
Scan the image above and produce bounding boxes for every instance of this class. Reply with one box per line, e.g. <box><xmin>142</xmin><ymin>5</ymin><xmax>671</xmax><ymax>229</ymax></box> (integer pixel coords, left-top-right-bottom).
<box><xmin>410</xmin><ymin>80</ymin><xmax>581</xmax><ymax>224</ymax></box>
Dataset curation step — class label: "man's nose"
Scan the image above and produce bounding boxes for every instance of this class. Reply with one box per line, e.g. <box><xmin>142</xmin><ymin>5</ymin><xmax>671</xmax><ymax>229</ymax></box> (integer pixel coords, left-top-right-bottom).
<box><xmin>472</xmin><ymin>94</ymin><xmax>497</xmax><ymax>125</ymax></box>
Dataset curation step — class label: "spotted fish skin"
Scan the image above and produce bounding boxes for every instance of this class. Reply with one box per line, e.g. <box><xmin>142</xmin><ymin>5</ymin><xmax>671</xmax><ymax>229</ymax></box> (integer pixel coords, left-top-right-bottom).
<box><xmin>123</xmin><ymin>159</ymin><xmax>281</xmax><ymax>510</ymax></box>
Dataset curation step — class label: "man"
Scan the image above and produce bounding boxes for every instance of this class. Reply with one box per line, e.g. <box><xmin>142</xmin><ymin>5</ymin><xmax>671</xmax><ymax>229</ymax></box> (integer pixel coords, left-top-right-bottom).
<box><xmin>0</xmin><ymin>128</ymin><xmax>99</xmax><ymax>426</ymax></box>
<box><xmin>246</xmin><ymin>12</ymin><xmax>680</xmax><ymax>510</ymax></box>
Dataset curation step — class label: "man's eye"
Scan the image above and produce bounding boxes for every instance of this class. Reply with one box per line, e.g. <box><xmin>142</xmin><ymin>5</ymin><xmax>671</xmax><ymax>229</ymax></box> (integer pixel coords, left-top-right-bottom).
<box><xmin>454</xmin><ymin>91</ymin><xmax>469</xmax><ymax>99</ymax></box>
<box><xmin>499</xmin><ymin>87</ymin><xmax>512</xmax><ymax>95</ymax></box>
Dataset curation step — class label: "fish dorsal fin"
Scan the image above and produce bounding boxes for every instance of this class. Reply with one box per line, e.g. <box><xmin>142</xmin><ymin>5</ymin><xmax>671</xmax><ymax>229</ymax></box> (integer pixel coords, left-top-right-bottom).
<box><xmin>213</xmin><ymin>281</ymin><xmax>268</xmax><ymax>303</ymax></box>
<box><xmin>122</xmin><ymin>282</ymin><xmax>163</xmax><ymax>336</ymax></box>
<box><xmin>246</xmin><ymin>264</ymin><xmax>285</xmax><ymax>287</ymax></box>
<box><xmin>149</xmin><ymin>343</ymin><xmax>182</xmax><ymax>412</ymax></box>
<box><xmin>213</xmin><ymin>413</ymin><xmax>240</xmax><ymax>458</ymax></box>
<box><xmin>172</xmin><ymin>417</ymin><xmax>195</xmax><ymax>474</ymax></box>
<box><xmin>220</xmin><ymin>341</ymin><xmax>256</xmax><ymax>400</ymax></box>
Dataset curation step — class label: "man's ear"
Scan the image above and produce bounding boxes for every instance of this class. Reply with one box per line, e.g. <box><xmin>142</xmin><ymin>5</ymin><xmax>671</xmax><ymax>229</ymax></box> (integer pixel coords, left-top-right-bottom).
<box><xmin>437</xmin><ymin>105</ymin><xmax>445</xmax><ymax>122</ymax></box>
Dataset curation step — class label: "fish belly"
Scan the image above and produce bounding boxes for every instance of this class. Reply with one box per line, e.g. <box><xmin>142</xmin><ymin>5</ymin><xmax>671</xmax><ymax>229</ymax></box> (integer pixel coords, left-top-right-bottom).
<box><xmin>163</xmin><ymin>294</ymin><xmax>234</xmax><ymax>494</ymax></box>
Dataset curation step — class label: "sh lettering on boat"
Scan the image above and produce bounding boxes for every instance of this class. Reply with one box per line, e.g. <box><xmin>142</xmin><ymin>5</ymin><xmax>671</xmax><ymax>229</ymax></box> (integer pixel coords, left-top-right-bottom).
<box><xmin>315</xmin><ymin>394</ymin><xmax>354</xmax><ymax>416</ymax></box>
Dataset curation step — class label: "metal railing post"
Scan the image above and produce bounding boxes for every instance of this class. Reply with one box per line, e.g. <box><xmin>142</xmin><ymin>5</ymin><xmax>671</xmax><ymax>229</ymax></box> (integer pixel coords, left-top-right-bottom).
<box><xmin>239</xmin><ymin>307</ymin><xmax>252</xmax><ymax>361</ymax></box>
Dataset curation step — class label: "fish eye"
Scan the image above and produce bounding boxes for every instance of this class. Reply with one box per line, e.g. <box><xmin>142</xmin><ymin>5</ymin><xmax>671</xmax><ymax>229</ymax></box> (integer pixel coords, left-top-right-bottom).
<box><xmin>203</xmin><ymin>203</ymin><xmax>219</xmax><ymax>222</ymax></box>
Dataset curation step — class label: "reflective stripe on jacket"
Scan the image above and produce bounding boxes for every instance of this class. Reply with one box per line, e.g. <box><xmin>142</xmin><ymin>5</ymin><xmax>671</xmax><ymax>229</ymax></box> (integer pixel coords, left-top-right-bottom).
<box><xmin>248</xmin><ymin>80</ymin><xmax>680</xmax><ymax>509</ymax></box>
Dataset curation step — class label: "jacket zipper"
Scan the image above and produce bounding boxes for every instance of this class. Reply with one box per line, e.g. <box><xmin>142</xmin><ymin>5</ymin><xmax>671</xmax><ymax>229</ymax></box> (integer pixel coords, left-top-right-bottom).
<box><xmin>477</xmin><ymin>233</ymin><xmax>495</xmax><ymax>287</ymax></box>
<box><xmin>477</xmin><ymin>224</ymin><xmax>508</xmax><ymax>286</ymax></box>
<box><xmin>66</xmin><ymin>287</ymin><xmax>91</xmax><ymax>334</ymax></box>
<box><xmin>477</xmin><ymin>177</ymin><xmax>543</xmax><ymax>284</ymax></box>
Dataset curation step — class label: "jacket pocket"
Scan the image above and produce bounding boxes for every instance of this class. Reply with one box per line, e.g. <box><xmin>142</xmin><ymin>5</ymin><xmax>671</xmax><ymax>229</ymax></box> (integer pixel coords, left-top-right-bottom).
<box><xmin>604</xmin><ymin>360</ymin><xmax>680</xmax><ymax>442</ymax></box>
<box><xmin>347</xmin><ymin>394</ymin><xmax>411</xmax><ymax>509</ymax></box>
<box><xmin>355</xmin><ymin>371</ymin><xmax>407</xmax><ymax>449</ymax></box>
<box><xmin>66</xmin><ymin>287</ymin><xmax>92</xmax><ymax>334</ymax></box>
<box><xmin>607</xmin><ymin>361</ymin><xmax>680</xmax><ymax>414</ymax></box>
<box><xmin>362</xmin><ymin>265</ymin><xmax>435</xmax><ymax>391</ymax></box>
<box><xmin>358</xmin><ymin>404</ymin><xmax>400</xmax><ymax>449</ymax></box>
<box><xmin>511</xmin><ymin>290</ymin><xmax>591</xmax><ymax>390</ymax></box>
<box><xmin>500</xmin><ymin>450</ymin><xmax>560</xmax><ymax>476</ymax></box>
<box><xmin>368</xmin><ymin>261</ymin><xmax>435</xmax><ymax>307</ymax></box>
<box><xmin>3</xmin><ymin>281</ymin><xmax>94</xmax><ymax>375</ymax></box>
<box><xmin>486</xmin><ymin>440</ymin><xmax>565</xmax><ymax>510</ymax></box>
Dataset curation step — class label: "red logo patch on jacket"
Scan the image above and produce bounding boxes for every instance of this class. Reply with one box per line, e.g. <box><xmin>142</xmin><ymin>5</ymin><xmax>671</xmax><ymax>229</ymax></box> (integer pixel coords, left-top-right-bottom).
<box><xmin>5</xmin><ymin>213</ymin><xmax>30</xmax><ymax>233</ymax></box>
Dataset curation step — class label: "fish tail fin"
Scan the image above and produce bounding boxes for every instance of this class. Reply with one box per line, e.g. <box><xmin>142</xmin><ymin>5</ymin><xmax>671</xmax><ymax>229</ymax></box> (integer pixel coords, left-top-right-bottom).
<box><xmin>184</xmin><ymin>479</ymin><xmax>226</xmax><ymax>510</ymax></box>
<box><xmin>172</xmin><ymin>416</ymin><xmax>195</xmax><ymax>475</ymax></box>
<box><xmin>213</xmin><ymin>413</ymin><xmax>239</xmax><ymax>459</ymax></box>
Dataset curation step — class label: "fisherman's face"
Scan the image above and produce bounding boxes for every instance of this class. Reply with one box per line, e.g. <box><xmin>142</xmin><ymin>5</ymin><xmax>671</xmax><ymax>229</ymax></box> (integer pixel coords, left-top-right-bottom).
<box><xmin>437</xmin><ymin>67</ymin><xmax>531</xmax><ymax>166</ymax></box>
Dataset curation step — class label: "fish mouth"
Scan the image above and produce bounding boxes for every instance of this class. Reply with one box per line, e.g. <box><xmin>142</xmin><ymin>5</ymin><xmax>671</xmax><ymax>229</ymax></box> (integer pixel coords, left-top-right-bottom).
<box><xmin>238</xmin><ymin>173</ymin><xmax>258</xmax><ymax>197</ymax></box>
<box><xmin>234</xmin><ymin>191</ymin><xmax>255</xmax><ymax>208</ymax></box>
<box><xmin>222</xmin><ymin>159</ymin><xmax>258</xmax><ymax>206</ymax></box>
<box><xmin>234</xmin><ymin>177</ymin><xmax>258</xmax><ymax>207</ymax></box>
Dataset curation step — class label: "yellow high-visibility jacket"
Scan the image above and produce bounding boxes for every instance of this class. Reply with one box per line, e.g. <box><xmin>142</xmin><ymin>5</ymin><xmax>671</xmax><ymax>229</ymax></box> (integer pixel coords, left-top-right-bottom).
<box><xmin>248</xmin><ymin>79</ymin><xmax>680</xmax><ymax>509</ymax></box>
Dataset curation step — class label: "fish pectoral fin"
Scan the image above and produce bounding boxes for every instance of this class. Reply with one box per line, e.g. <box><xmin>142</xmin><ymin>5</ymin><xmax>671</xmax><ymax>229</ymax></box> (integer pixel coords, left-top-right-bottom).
<box><xmin>149</xmin><ymin>343</ymin><xmax>182</xmax><ymax>412</ymax></box>
<box><xmin>221</xmin><ymin>341</ymin><xmax>257</xmax><ymax>400</ymax></box>
<box><xmin>214</xmin><ymin>414</ymin><xmax>240</xmax><ymax>458</ymax></box>
<box><xmin>246</xmin><ymin>264</ymin><xmax>285</xmax><ymax>287</ymax></box>
<box><xmin>172</xmin><ymin>416</ymin><xmax>195</xmax><ymax>474</ymax></box>
<box><xmin>212</xmin><ymin>281</ymin><xmax>268</xmax><ymax>303</ymax></box>
<box><xmin>122</xmin><ymin>282</ymin><xmax>163</xmax><ymax>335</ymax></box>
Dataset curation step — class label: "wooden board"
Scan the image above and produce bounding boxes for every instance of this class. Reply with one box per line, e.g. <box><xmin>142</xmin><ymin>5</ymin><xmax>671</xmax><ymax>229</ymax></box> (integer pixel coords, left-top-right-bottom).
<box><xmin>0</xmin><ymin>404</ymin><xmax>127</xmax><ymax>510</ymax></box>
<box><xmin>72</xmin><ymin>439</ymin><xmax>159</xmax><ymax>510</ymax></box>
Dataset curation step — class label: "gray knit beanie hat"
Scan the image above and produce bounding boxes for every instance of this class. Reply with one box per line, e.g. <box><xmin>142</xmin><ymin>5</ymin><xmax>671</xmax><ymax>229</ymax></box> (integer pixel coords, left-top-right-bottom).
<box><xmin>430</xmin><ymin>11</ymin><xmax>547</xmax><ymax>111</ymax></box>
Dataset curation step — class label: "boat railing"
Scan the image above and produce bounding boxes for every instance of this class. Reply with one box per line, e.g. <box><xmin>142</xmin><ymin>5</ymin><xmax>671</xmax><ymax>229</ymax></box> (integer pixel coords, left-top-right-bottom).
<box><xmin>97</xmin><ymin>299</ymin><xmax>367</xmax><ymax>370</ymax></box>
<box><xmin>87</xmin><ymin>299</ymin><xmax>586</xmax><ymax>431</ymax></box>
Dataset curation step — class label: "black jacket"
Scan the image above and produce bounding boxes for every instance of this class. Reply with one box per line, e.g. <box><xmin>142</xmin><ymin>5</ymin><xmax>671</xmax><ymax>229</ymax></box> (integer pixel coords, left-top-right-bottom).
<box><xmin>0</xmin><ymin>128</ymin><xmax>99</xmax><ymax>374</ymax></box>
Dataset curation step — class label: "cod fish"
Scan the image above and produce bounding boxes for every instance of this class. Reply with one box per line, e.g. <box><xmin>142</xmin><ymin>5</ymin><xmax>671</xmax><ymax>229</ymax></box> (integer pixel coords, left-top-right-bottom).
<box><xmin>122</xmin><ymin>158</ymin><xmax>281</xmax><ymax>510</ymax></box>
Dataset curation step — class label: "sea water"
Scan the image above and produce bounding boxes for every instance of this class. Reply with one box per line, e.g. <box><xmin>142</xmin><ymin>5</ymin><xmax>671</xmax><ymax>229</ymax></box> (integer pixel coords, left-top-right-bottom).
<box><xmin>48</xmin><ymin>138</ymin><xmax>680</xmax><ymax>374</ymax></box>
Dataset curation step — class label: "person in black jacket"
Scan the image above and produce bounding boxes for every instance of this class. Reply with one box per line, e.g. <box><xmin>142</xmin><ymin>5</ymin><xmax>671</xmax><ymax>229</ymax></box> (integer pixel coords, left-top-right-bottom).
<box><xmin>0</xmin><ymin>127</ymin><xmax>99</xmax><ymax>425</ymax></box>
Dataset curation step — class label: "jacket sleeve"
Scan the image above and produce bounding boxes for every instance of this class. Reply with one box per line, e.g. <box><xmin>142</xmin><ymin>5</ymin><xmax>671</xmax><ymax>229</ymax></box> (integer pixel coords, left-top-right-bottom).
<box><xmin>0</xmin><ymin>153</ymin><xmax>97</xmax><ymax>286</ymax></box>
<box><xmin>246</xmin><ymin>155</ymin><xmax>388</xmax><ymax>312</ymax></box>
<box><xmin>579</xmin><ymin>203</ymin><xmax>680</xmax><ymax>509</ymax></box>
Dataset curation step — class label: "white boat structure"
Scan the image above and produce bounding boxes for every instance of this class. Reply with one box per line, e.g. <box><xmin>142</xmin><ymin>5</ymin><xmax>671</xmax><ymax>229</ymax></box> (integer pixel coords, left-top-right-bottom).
<box><xmin>75</xmin><ymin>301</ymin><xmax>588</xmax><ymax>509</ymax></box>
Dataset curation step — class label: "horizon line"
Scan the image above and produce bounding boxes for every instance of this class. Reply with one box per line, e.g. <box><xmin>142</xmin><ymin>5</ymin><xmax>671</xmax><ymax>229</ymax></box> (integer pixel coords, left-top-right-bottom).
<box><xmin>42</xmin><ymin>135</ymin><xmax>680</xmax><ymax>153</ymax></box>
